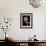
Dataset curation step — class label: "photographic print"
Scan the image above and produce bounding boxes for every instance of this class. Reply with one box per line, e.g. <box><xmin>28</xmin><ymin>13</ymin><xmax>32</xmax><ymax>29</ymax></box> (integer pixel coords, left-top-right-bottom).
<box><xmin>20</xmin><ymin>13</ymin><xmax>33</xmax><ymax>28</ymax></box>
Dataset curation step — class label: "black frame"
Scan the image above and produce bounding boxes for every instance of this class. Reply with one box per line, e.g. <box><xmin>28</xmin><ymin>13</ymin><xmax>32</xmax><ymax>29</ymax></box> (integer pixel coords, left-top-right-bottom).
<box><xmin>20</xmin><ymin>13</ymin><xmax>33</xmax><ymax>29</ymax></box>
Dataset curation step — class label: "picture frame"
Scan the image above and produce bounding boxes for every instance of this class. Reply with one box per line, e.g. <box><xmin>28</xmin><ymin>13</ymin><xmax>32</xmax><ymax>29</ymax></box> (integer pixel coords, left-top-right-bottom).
<box><xmin>20</xmin><ymin>13</ymin><xmax>33</xmax><ymax>29</ymax></box>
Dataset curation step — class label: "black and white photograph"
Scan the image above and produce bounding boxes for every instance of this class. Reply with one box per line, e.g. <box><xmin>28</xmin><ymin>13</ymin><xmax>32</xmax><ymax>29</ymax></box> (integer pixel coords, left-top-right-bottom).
<box><xmin>20</xmin><ymin>13</ymin><xmax>33</xmax><ymax>28</ymax></box>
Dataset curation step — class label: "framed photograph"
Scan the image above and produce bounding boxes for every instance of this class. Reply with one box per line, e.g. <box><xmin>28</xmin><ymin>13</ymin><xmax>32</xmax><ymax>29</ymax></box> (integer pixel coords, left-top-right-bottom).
<box><xmin>20</xmin><ymin>13</ymin><xmax>33</xmax><ymax>28</ymax></box>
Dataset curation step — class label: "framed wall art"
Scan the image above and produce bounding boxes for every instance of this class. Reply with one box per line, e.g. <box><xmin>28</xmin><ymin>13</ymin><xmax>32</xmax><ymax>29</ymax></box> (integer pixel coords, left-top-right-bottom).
<box><xmin>20</xmin><ymin>13</ymin><xmax>33</xmax><ymax>29</ymax></box>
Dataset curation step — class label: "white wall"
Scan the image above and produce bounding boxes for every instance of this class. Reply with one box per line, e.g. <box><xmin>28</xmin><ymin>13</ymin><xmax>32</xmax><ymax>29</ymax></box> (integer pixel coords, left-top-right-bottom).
<box><xmin>0</xmin><ymin>0</ymin><xmax>46</xmax><ymax>40</ymax></box>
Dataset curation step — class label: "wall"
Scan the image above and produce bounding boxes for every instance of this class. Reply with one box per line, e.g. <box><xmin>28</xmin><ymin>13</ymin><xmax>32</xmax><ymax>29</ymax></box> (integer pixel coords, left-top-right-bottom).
<box><xmin>0</xmin><ymin>0</ymin><xmax>46</xmax><ymax>40</ymax></box>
